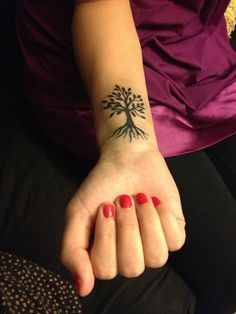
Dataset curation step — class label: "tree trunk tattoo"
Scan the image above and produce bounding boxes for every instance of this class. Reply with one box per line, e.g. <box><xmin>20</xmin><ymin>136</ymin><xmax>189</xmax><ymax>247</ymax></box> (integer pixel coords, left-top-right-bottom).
<box><xmin>102</xmin><ymin>85</ymin><xmax>148</xmax><ymax>142</ymax></box>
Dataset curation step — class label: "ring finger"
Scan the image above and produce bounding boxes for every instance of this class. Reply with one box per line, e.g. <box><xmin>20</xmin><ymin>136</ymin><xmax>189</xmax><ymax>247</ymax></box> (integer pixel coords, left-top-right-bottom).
<box><xmin>135</xmin><ymin>193</ymin><xmax>169</xmax><ymax>268</ymax></box>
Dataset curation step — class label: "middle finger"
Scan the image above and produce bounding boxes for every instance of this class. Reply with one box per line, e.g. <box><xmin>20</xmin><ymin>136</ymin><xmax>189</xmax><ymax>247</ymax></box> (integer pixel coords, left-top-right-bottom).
<box><xmin>115</xmin><ymin>194</ymin><xmax>145</xmax><ymax>277</ymax></box>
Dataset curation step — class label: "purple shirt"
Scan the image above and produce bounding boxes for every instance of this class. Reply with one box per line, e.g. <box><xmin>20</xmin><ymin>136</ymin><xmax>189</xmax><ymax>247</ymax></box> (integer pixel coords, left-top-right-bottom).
<box><xmin>16</xmin><ymin>0</ymin><xmax>236</xmax><ymax>160</ymax></box>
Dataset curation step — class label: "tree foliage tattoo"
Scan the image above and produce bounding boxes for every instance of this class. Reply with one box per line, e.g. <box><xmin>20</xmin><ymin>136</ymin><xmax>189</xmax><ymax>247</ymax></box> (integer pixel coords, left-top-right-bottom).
<box><xmin>102</xmin><ymin>85</ymin><xmax>148</xmax><ymax>142</ymax></box>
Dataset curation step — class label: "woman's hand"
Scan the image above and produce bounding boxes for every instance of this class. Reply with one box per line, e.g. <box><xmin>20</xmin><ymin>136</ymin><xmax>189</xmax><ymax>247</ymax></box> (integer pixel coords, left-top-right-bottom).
<box><xmin>60</xmin><ymin>145</ymin><xmax>186</xmax><ymax>297</ymax></box>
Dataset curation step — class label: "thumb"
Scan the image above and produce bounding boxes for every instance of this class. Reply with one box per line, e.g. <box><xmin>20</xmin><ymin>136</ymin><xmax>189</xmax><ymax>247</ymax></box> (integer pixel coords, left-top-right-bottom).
<box><xmin>60</xmin><ymin>203</ymin><xmax>95</xmax><ymax>297</ymax></box>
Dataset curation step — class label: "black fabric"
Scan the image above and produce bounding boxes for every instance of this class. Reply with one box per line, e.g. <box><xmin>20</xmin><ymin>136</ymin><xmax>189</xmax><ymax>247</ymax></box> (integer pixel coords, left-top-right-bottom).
<box><xmin>167</xmin><ymin>139</ymin><xmax>236</xmax><ymax>314</ymax></box>
<box><xmin>0</xmin><ymin>116</ymin><xmax>236</xmax><ymax>313</ymax></box>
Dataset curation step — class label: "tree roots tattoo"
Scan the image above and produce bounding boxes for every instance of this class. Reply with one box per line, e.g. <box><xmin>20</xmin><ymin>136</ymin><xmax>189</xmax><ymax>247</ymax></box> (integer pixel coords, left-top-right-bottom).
<box><xmin>102</xmin><ymin>85</ymin><xmax>148</xmax><ymax>142</ymax></box>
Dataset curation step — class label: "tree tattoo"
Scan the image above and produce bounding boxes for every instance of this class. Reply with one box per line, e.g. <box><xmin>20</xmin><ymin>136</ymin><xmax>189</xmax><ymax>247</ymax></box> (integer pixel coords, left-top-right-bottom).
<box><xmin>102</xmin><ymin>85</ymin><xmax>148</xmax><ymax>142</ymax></box>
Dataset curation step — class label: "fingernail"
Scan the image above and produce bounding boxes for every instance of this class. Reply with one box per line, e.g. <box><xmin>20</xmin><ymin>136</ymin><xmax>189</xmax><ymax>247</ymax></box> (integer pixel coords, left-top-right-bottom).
<box><xmin>103</xmin><ymin>204</ymin><xmax>115</xmax><ymax>218</ymax></box>
<box><xmin>119</xmin><ymin>194</ymin><xmax>132</xmax><ymax>208</ymax></box>
<box><xmin>136</xmin><ymin>193</ymin><xmax>148</xmax><ymax>205</ymax></box>
<box><xmin>151</xmin><ymin>196</ymin><xmax>161</xmax><ymax>207</ymax></box>
<box><xmin>74</xmin><ymin>274</ymin><xmax>81</xmax><ymax>294</ymax></box>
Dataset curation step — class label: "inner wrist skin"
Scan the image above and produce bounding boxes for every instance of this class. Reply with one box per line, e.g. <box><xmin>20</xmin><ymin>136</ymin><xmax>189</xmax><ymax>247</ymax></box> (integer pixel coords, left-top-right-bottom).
<box><xmin>94</xmin><ymin>84</ymin><xmax>159</xmax><ymax>157</ymax></box>
<box><xmin>72</xmin><ymin>1</ymin><xmax>159</xmax><ymax>158</ymax></box>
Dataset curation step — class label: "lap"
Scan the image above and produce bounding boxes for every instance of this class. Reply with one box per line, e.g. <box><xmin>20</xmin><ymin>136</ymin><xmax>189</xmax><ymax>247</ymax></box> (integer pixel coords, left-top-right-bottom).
<box><xmin>205</xmin><ymin>134</ymin><xmax>236</xmax><ymax>200</ymax></box>
<box><xmin>81</xmin><ymin>266</ymin><xmax>195</xmax><ymax>314</ymax></box>
<box><xmin>0</xmin><ymin>125</ymin><xmax>81</xmax><ymax>275</ymax></box>
<box><xmin>166</xmin><ymin>137</ymin><xmax>236</xmax><ymax>314</ymax></box>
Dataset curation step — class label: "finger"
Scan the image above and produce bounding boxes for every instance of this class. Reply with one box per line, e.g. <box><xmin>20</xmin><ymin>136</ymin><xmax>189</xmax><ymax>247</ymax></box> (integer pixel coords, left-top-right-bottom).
<box><xmin>60</xmin><ymin>202</ymin><xmax>95</xmax><ymax>297</ymax></box>
<box><xmin>90</xmin><ymin>203</ymin><xmax>118</xmax><ymax>279</ymax></box>
<box><xmin>135</xmin><ymin>193</ymin><xmax>168</xmax><ymax>268</ymax></box>
<box><xmin>115</xmin><ymin>194</ymin><xmax>145</xmax><ymax>277</ymax></box>
<box><xmin>152</xmin><ymin>197</ymin><xmax>186</xmax><ymax>252</ymax></box>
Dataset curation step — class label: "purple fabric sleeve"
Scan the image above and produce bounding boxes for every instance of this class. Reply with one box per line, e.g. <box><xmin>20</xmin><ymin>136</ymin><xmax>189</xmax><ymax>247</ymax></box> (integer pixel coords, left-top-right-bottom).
<box><xmin>15</xmin><ymin>0</ymin><xmax>236</xmax><ymax>160</ymax></box>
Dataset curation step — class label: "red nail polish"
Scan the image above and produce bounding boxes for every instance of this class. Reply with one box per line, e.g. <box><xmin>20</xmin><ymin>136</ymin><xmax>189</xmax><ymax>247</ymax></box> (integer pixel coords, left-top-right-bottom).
<box><xmin>152</xmin><ymin>196</ymin><xmax>161</xmax><ymax>207</ymax></box>
<box><xmin>103</xmin><ymin>204</ymin><xmax>115</xmax><ymax>218</ymax></box>
<box><xmin>119</xmin><ymin>195</ymin><xmax>132</xmax><ymax>208</ymax></box>
<box><xmin>136</xmin><ymin>193</ymin><xmax>148</xmax><ymax>205</ymax></box>
<box><xmin>74</xmin><ymin>274</ymin><xmax>81</xmax><ymax>294</ymax></box>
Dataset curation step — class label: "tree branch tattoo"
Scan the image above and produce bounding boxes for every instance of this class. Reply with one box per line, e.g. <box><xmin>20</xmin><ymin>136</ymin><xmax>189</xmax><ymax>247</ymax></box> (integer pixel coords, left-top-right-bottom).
<box><xmin>102</xmin><ymin>85</ymin><xmax>148</xmax><ymax>142</ymax></box>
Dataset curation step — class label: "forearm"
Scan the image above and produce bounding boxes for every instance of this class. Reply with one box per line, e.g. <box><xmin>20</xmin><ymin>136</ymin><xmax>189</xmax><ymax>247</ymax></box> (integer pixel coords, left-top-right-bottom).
<box><xmin>72</xmin><ymin>0</ymin><xmax>158</xmax><ymax>152</ymax></box>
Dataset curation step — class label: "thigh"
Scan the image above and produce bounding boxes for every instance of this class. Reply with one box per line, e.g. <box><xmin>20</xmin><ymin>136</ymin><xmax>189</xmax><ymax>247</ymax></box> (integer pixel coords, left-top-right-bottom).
<box><xmin>205</xmin><ymin>134</ymin><xmax>236</xmax><ymax>200</ymax></box>
<box><xmin>0</xmin><ymin>125</ymin><xmax>85</xmax><ymax>275</ymax></box>
<box><xmin>165</xmin><ymin>148</ymin><xmax>236</xmax><ymax>314</ymax></box>
<box><xmin>81</xmin><ymin>266</ymin><xmax>195</xmax><ymax>314</ymax></box>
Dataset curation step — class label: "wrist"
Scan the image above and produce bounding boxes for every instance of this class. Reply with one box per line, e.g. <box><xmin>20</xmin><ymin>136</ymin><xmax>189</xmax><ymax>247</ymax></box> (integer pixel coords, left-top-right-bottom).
<box><xmin>99</xmin><ymin>136</ymin><xmax>159</xmax><ymax>163</ymax></box>
<box><xmin>93</xmin><ymin>84</ymin><xmax>158</xmax><ymax>156</ymax></box>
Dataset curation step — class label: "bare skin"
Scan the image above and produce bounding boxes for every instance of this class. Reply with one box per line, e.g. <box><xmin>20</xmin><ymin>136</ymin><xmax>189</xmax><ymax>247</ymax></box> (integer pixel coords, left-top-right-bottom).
<box><xmin>60</xmin><ymin>0</ymin><xmax>186</xmax><ymax>297</ymax></box>
<box><xmin>60</xmin><ymin>145</ymin><xmax>186</xmax><ymax>296</ymax></box>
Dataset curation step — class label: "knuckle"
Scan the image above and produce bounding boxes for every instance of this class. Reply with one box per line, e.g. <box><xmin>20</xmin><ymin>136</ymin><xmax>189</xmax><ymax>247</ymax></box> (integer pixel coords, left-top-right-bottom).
<box><xmin>166</xmin><ymin>213</ymin><xmax>178</xmax><ymax>226</ymax></box>
<box><xmin>95</xmin><ymin>227</ymin><xmax>114</xmax><ymax>242</ymax></box>
<box><xmin>177</xmin><ymin>217</ymin><xmax>186</xmax><ymax>228</ymax></box>
<box><xmin>146</xmin><ymin>251</ymin><xmax>169</xmax><ymax>268</ymax></box>
<box><xmin>119</xmin><ymin>265</ymin><xmax>145</xmax><ymax>278</ymax></box>
<box><xmin>117</xmin><ymin>220</ymin><xmax>138</xmax><ymax>230</ymax></box>
<box><xmin>93</xmin><ymin>267</ymin><xmax>117</xmax><ymax>280</ymax></box>
<box><xmin>168</xmin><ymin>235</ymin><xmax>186</xmax><ymax>252</ymax></box>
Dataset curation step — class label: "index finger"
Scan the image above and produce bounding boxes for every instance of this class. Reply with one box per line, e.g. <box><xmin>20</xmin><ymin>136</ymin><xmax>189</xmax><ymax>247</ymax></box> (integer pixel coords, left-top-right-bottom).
<box><xmin>60</xmin><ymin>204</ymin><xmax>95</xmax><ymax>297</ymax></box>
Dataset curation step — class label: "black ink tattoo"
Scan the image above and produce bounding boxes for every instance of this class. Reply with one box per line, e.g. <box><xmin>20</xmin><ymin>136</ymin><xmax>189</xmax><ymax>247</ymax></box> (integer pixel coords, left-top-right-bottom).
<box><xmin>102</xmin><ymin>85</ymin><xmax>148</xmax><ymax>142</ymax></box>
